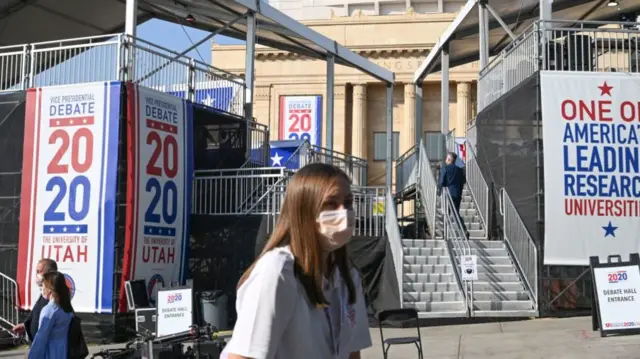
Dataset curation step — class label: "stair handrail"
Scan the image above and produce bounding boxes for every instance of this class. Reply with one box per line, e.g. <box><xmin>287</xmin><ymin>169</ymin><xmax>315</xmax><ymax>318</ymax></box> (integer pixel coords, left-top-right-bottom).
<box><xmin>395</xmin><ymin>145</ymin><xmax>419</xmax><ymax>194</ymax></box>
<box><xmin>245</xmin><ymin>172</ymin><xmax>291</xmax><ymax>214</ymax></box>
<box><xmin>236</xmin><ymin>167</ymin><xmax>287</xmax><ymax>213</ymax></box>
<box><xmin>441</xmin><ymin>189</ymin><xmax>472</xmax><ymax>315</ymax></box>
<box><xmin>417</xmin><ymin>139</ymin><xmax>438</xmax><ymax>239</ymax></box>
<box><xmin>464</xmin><ymin>142</ymin><xmax>490</xmax><ymax>238</ymax></box>
<box><xmin>384</xmin><ymin>189</ymin><xmax>404</xmax><ymax>306</ymax></box>
<box><xmin>281</xmin><ymin>140</ymin><xmax>311</xmax><ymax>169</ymax></box>
<box><xmin>499</xmin><ymin>188</ymin><xmax>539</xmax><ymax>310</ymax></box>
<box><xmin>0</xmin><ymin>271</ymin><xmax>18</xmax><ymax>335</ymax></box>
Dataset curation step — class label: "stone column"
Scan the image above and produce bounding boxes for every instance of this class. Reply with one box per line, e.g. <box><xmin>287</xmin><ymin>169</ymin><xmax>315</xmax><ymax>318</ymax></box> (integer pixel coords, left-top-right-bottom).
<box><xmin>403</xmin><ymin>83</ymin><xmax>416</xmax><ymax>152</ymax></box>
<box><xmin>456</xmin><ymin>82</ymin><xmax>472</xmax><ymax>137</ymax></box>
<box><xmin>352</xmin><ymin>84</ymin><xmax>367</xmax><ymax>159</ymax></box>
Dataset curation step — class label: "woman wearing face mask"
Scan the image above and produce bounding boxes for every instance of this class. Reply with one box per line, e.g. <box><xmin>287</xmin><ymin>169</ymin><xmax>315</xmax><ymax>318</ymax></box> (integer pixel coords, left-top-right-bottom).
<box><xmin>28</xmin><ymin>272</ymin><xmax>74</xmax><ymax>359</ymax></box>
<box><xmin>223</xmin><ymin>163</ymin><xmax>372</xmax><ymax>359</ymax></box>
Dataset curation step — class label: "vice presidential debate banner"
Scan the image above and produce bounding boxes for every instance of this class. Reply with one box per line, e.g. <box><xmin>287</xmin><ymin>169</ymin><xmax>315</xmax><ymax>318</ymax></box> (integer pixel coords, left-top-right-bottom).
<box><xmin>542</xmin><ymin>72</ymin><xmax>640</xmax><ymax>265</ymax></box>
<box><xmin>279</xmin><ymin>95</ymin><xmax>322</xmax><ymax>146</ymax></box>
<box><xmin>17</xmin><ymin>83</ymin><xmax>121</xmax><ymax>313</ymax></box>
<box><xmin>121</xmin><ymin>84</ymin><xmax>193</xmax><ymax>310</ymax></box>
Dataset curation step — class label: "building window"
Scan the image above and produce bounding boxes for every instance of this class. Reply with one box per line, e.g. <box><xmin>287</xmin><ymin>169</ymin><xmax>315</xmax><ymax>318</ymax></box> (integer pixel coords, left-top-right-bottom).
<box><xmin>373</xmin><ymin>132</ymin><xmax>400</xmax><ymax>161</ymax></box>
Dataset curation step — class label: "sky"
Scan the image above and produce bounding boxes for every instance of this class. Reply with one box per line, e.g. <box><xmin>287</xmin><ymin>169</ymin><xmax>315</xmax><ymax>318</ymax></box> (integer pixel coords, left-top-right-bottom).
<box><xmin>137</xmin><ymin>19</ymin><xmax>245</xmax><ymax>64</ymax></box>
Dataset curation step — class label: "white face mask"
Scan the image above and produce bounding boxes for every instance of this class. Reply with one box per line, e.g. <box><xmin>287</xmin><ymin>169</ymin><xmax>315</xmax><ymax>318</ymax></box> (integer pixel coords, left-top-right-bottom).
<box><xmin>35</xmin><ymin>274</ymin><xmax>44</xmax><ymax>288</ymax></box>
<box><xmin>316</xmin><ymin>209</ymin><xmax>355</xmax><ymax>252</ymax></box>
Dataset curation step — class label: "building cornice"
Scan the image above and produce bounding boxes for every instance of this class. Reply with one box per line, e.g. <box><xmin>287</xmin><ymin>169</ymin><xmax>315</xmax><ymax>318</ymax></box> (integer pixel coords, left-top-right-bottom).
<box><xmin>253</xmin><ymin>46</ymin><xmax>431</xmax><ymax>61</ymax></box>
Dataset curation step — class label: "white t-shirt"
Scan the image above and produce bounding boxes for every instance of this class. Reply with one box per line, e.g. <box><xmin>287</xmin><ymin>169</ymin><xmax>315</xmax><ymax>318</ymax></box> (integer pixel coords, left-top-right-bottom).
<box><xmin>223</xmin><ymin>246</ymin><xmax>372</xmax><ymax>359</ymax></box>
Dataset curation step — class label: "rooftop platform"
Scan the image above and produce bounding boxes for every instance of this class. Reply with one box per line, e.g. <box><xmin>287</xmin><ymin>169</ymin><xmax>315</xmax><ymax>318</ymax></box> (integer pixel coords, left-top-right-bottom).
<box><xmin>478</xmin><ymin>19</ymin><xmax>640</xmax><ymax>111</ymax></box>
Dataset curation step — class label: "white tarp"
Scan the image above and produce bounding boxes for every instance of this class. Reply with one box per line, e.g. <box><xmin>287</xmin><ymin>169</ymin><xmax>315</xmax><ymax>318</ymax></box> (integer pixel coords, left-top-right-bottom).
<box><xmin>541</xmin><ymin>71</ymin><xmax>640</xmax><ymax>265</ymax></box>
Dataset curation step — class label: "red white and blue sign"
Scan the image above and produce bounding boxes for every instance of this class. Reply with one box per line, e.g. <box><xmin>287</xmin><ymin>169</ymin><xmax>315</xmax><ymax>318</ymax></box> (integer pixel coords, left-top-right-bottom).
<box><xmin>120</xmin><ymin>84</ymin><xmax>193</xmax><ymax>310</ymax></box>
<box><xmin>17</xmin><ymin>82</ymin><xmax>121</xmax><ymax>313</ymax></box>
<box><xmin>279</xmin><ymin>96</ymin><xmax>322</xmax><ymax>146</ymax></box>
<box><xmin>269</xmin><ymin>140</ymin><xmax>307</xmax><ymax>170</ymax></box>
<box><xmin>542</xmin><ymin>72</ymin><xmax>640</xmax><ymax>265</ymax></box>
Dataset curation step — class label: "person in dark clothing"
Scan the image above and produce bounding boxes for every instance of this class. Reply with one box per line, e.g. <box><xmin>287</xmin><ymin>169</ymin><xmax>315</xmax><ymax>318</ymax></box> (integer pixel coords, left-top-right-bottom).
<box><xmin>439</xmin><ymin>152</ymin><xmax>469</xmax><ymax>237</ymax></box>
<box><xmin>12</xmin><ymin>258</ymin><xmax>58</xmax><ymax>342</ymax></box>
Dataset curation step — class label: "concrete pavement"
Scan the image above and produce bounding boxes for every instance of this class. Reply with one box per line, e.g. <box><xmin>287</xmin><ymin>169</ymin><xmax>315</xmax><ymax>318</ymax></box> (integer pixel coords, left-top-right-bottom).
<box><xmin>2</xmin><ymin>317</ymin><xmax>639</xmax><ymax>358</ymax></box>
<box><xmin>362</xmin><ymin>316</ymin><xmax>640</xmax><ymax>359</ymax></box>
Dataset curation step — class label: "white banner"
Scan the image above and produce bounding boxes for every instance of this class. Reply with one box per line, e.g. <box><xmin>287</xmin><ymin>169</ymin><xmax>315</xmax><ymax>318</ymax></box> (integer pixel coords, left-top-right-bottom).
<box><xmin>124</xmin><ymin>84</ymin><xmax>193</xmax><ymax>306</ymax></box>
<box><xmin>593</xmin><ymin>265</ymin><xmax>640</xmax><ymax>331</ymax></box>
<box><xmin>279</xmin><ymin>95</ymin><xmax>322</xmax><ymax>146</ymax></box>
<box><xmin>541</xmin><ymin>72</ymin><xmax>640</xmax><ymax>265</ymax></box>
<box><xmin>18</xmin><ymin>83</ymin><xmax>121</xmax><ymax>313</ymax></box>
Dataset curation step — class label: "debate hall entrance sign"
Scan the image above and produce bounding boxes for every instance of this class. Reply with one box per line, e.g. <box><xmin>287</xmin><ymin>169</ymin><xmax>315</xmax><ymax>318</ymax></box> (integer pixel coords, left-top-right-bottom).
<box><xmin>542</xmin><ymin>72</ymin><xmax>640</xmax><ymax>266</ymax></box>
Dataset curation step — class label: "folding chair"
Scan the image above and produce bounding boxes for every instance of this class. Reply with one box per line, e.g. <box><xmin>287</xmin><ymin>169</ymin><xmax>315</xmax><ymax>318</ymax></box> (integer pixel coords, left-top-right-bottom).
<box><xmin>377</xmin><ymin>308</ymin><xmax>423</xmax><ymax>359</ymax></box>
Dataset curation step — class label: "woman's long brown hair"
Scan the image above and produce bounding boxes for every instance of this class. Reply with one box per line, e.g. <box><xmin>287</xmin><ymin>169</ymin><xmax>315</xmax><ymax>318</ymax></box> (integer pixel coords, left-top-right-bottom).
<box><xmin>237</xmin><ymin>163</ymin><xmax>357</xmax><ymax>307</ymax></box>
<box><xmin>43</xmin><ymin>272</ymin><xmax>74</xmax><ymax>313</ymax></box>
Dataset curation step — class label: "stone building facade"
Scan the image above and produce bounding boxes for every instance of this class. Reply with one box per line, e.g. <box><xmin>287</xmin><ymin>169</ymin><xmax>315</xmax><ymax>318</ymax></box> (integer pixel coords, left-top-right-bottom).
<box><xmin>212</xmin><ymin>11</ymin><xmax>478</xmax><ymax>185</ymax></box>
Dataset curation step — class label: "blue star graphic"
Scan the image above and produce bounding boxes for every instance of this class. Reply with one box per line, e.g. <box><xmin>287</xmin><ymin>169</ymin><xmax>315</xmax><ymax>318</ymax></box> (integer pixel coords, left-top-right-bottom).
<box><xmin>602</xmin><ymin>221</ymin><xmax>618</xmax><ymax>238</ymax></box>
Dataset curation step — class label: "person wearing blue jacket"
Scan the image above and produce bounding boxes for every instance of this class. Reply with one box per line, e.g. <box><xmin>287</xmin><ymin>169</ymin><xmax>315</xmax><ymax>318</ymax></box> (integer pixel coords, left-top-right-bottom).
<box><xmin>28</xmin><ymin>272</ymin><xmax>74</xmax><ymax>359</ymax></box>
<box><xmin>439</xmin><ymin>152</ymin><xmax>469</xmax><ymax>237</ymax></box>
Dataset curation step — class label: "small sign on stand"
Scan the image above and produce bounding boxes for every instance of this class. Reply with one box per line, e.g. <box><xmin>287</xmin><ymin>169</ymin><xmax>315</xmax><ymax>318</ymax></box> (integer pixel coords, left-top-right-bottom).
<box><xmin>156</xmin><ymin>286</ymin><xmax>194</xmax><ymax>338</ymax></box>
<box><xmin>460</xmin><ymin>255</ymin><xmax>478</xmax><ymax>281</ymax></box>
<box><xmin>590</xmin><ymin>253</ymin><xmax>640</xmax><ymax>337</ymax></box>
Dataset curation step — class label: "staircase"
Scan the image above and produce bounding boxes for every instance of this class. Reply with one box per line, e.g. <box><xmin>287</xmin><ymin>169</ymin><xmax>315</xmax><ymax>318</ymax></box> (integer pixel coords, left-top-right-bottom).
<box><xmin>433</xmin><ymin>186</ymin><xmax>486</xmax><ymax>240</ymax></box>
<box><xmin>402</xmin><ymin>239</ymin><xmax>467</xmax><ymax>318</ymax></box>
<box><xmin>391</xmin><ymin>140</ymin><xmax>538</xmax><ymax>318</ymax></box>
<box><xmin>451</xmin><ymin>240</ymin><xmax>537</xmax><ymax>317</ymax></box>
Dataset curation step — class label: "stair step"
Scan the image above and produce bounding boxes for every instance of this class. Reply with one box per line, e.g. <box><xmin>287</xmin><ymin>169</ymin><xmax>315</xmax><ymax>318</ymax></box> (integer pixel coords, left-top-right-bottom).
<box><xmin>472</xmin><ymin>300</ymin><xmax>535</xmax><ymax>311</ymax></box>
<box><xmin>402</xmin><ymin>239</ymin><xmax>446</xmax><ymax>248</ymax></box>
<box><xmin>471</xmin><ymin>264</ymin><xmax>518</xmax><ymax>274</ymax></box>
<box><xmin>404</xmin><ymin>255</ymin><xmax>451</xmax><ymax>265</ymax></box>
<box><xmin>450</xmin><ymin>248</ymin><xmax>508</xmax><ymax>257</ymax></box>
<box><xmin>454</xmin><ymin>256</ymin><xmax>513</xmax><ymax>265</ymax></box>
<box><xmin>436</xmin><ymin>208</ymin><xmax>478</xmax><ymax>217</ymax></box>
<box><xmin>466</xmin><ymin>240</ymin><xmax>506</xmax><ymax>249</ymax></box>
<box><xmin>469</xmin><ymin>281</ymin><xmax>526</xmax><ymax>292</ymax></box>
<box><xmin>405</xmin><ymin>246</ymin><xmax>509</xmax><ymax>256</ymax></box>
<box><xmin>433</xmin><ymin>229</ymin><xmax>485</xmax><ymax>238</ymax></box>
<box><xmin>403</xmin><ymin>301</ymin><xmax>467</xmax><ymax>312</ymax></box>
<box><xmin>472</xmin><ymin>309</ymin><xmax>539</xmax><ymax>318</ymax></box>
<box><xmin>473</xmin><ymin>291</ymin><xmax>531</xmax><ymax>301</ymax></box>
<box><xmin>403</xmin><ymin>282</ymin><xmax>460</xmax><ymax>292</ymax></box>
<box><xmin>403</xmin><ymin>291</ymin><xmax>463</xmax><ymax>302</ymax></box>
<box><xmin>403</xmin><ymin>264</ymin><xmax>454</xmax><ymax>274</ymax></box>
<box><xmin>403</xmin><ymin>272</ymin><xmax>521</xmax><ymax>283</ymax></box>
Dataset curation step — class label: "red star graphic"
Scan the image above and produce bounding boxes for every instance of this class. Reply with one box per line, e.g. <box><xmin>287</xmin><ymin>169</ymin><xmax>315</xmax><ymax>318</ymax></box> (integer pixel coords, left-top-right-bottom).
<box><xmin>598</xmin><ymin>81</ymin><xmax>613</xmax><ymax>96</ymax></box>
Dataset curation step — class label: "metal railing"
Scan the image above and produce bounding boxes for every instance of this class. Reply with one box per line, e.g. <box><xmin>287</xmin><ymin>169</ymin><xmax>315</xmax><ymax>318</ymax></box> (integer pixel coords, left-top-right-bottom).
<box><xmin>265</xmin><ymin>183</ymin><xmax>288</xmax><ymax>233</ymax></box>
<box><xmin>395</xmin><ymin>146</ymin><xmax>418</xmax><ymax>194</ymax></box>
<box><xmin>500</xmin><ymin>188</ymin><xmax>538</xmax><ymax>311</ymax></box>
<box><xmin>0</xmin><ymin>272</ymin><xmax>18</xmax><ymax>334</ymax></box>
<box><xmin>445</xmin><ymin>129</ymin><xmax>456</xmax><ymax>154</ymax></box>
<box><xmin>245</xmin><ymin>174</ymin><xmax>290</xmax><ymax>214</ymax></box>
<box><xmin>464</xmin><ymin>143</ymin><xmax>489</xmax><ymax>238</ymax></box>
<box><xmin>246</xmin><ymin>122</ymin><xmax>270</xmax><ymax>167</ymax></box>
<box><xmin>385</xmin><ymin>189</ymin><xmax>404</xmax><ymax>304</ymax></box>
<box><xmin>441</xmin><ymin>189</ymin><xmax>471</xmax><ymax>314</ymax></box>
<box><xmin>417</xmin><ymin>140</ymin><xmax>438</xmax><ymax>239</ymax></box>
<box><xmin>353</xmin><ymin>186</ymin><xmax>386</xmax><ymax>237</ymax></box>
<box><xmin>478</xmin><ymin>22</ymin><xmax>538</xmax><ymax>111</ymax></box>
<box><xmin>308</xmin><ymin>146</ymin><xmax>368</xmax><ymax>186</ymax></box>
<box><xmin>263</xmin><ymin>183</ymin><xmax>385</xmax><ymax>238</ymax></box>
<box><xmin>0</xmin><ymin>34</ymin><xmax>245</xmax><ymax>116</ymax></box>
<box><xmin>466</xmin><ymin>118</ymin><xmax>477</xmax><ymax>152</ymax></box>
<box><xmin>191</xmin><ymin>167</ymin><xmax>287</xmax><ymax>215</ymax></box>
<box><xmin>478</xmin><ymin>20</ymin><xmax>640</xmax><ymax>112</ymax></box>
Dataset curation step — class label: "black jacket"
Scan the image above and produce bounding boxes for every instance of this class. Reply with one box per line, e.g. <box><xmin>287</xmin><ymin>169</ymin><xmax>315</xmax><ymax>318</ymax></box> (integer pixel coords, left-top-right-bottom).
<box><xmin>24</xmin><ymin>295</ymin><xmax>48</xmax><ymax>342</ymax></box>
<box><xmin>439</xmin><ymin>163</ymin><xmax>466</xmax><ymax>199</ymax></box>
